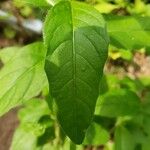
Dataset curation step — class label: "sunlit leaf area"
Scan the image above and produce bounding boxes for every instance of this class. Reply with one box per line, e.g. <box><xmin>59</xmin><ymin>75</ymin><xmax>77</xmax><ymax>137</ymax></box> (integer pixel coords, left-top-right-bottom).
<box><xmin>0</xmin><ymin>0</ymin><xmax>150</xmax><ymax>149</ymax></box>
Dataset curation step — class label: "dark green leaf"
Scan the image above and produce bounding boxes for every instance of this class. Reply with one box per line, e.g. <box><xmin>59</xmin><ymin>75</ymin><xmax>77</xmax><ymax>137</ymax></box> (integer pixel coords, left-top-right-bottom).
<box><xmin>44</xmin><ymin>1</ymin><xmax>109</xmax><ymax>144</ymax></box>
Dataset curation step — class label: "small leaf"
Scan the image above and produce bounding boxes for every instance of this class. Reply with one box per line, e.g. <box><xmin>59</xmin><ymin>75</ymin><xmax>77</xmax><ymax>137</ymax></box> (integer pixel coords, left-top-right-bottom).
<box><xmin>44</xmin><ymin>1</ymin><xmax>109</xmax><ymax>144</ymax></box>
<box><xmin>0</xmin><ymin>42</ymin><xmax>47</xmax><ymax>116</ymax></box>
<box><xmin>95</xmin><ymin>89</ymin><xmax>140</xmax><ymax>117</ymax></box>
<box><xmin>105</xmin><ymin>15</ymin><xmax>150</xmax><ymax>52</ymax></box>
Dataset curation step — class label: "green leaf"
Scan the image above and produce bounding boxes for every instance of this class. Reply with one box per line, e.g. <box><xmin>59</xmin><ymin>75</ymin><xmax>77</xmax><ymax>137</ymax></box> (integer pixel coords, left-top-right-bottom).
<box><xmin>14</xmin><ymin>0</ymin><xmax>52</xmax><ymax>7</ymax></box>
<box><xmin>105</xmin><ymin>15</ymin><xmax>150</xmax><ymax>51</ymax></box>
<box><xmin>115</xmin><ymin>126</ymin><xmax>135</xmax><ymax>150</ymax></box>
<box><xmin>103</xmin><ymin>74</ymin><xmax>120</xmax><ymax>91</ymax></box>
<box><xmin>18</xmin><ymin>99</ymin><xmax>50</xmax><ymax>124</ymax></box>
<box><xmin>0</xmin><ymin>42</ymin><xmax>47</xmax><ymax>116</ymax></box>
<box><xmin>44</xmin><ymin>1</ymin><xmax>109</xmax><ymax>144</ymax></box>
<box><xmin>62</xmin><ymin>138</ymin><xmax>83</xmax><ymax>150</ymax></box>
<box><xmin>139</xmin><ymin>76</ymin><xmax>150</xmax><ymax>87</ymax></box>
<box><xmin>84</xmin><ymin>122</ymin><xmax>109</xmax><ymax>145</ymax></box>
<box><xmin>0</xmin><ymin>47</ymin><xmax>20</xmax><ymax>64</ymax></box>
<box><xmin>119</xmin><ymin>76</ymin><xmax>144</xmax><ymax>93</ymax></box>
<box><xmin>11</xmin><ymin>127</ymin><xmax>38</xmax><ymax>150</ymax></box>
<box><xmin>95</xmin><ymin>89</ymin><xmax>140</xmax><ymax>117</ymax></box>
<box><xmin>11</xmin><ymin>99</ymin><xmax>54</xmax><ymax>150</ymax></box>
<box><xmin>94</xmin><ymin>115</ymin><xmax>116</xmax><ymax>130</ymax></box>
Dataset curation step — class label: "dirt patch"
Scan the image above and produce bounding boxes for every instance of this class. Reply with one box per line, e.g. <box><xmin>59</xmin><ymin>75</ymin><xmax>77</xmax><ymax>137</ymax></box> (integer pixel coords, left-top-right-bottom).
<box><xmin>0</xmin><ymin>108</ymin><xmax>19</xmax><ymax>150</ymax></box>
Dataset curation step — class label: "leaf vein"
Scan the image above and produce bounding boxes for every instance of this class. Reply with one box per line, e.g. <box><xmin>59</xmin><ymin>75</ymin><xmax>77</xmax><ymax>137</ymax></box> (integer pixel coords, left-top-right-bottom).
<box><xmin>76</xmin><ymin>53</ymin><xmax>97</xmax><ymax>74</ymax></box>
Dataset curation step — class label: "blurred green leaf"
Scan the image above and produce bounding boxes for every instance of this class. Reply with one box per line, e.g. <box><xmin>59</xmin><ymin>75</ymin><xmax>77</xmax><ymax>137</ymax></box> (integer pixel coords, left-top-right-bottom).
<box><xmin>105</xmin><ymin>15</ymin><xmax>150</xmax><ymax>52</ymax></box>
<box><xmin>62</xmin><ymin>138</ymin><xmax>83</xmax><ymax>150</ymax></box>
<box><xmin>18</xmin><ymin>99</ymin><xmax>52</xmax><ymax>137</ymax></box>
<box><xmin>11</xmin><ymin>127</ymin><xmax>38</xmax><ymax>150</ymax></box>
<box><xmin>20</xmin><ymin>6</ymin><xmax>32</xmax><ymax>17</ymax></box>
<box><xmin>143</xmin><ymin>115</ymin><xmax>150</xmax><ymax>135</ymax></box>
<box><xmin>115</xmin><ymin>126</ymin><xmax>136</xmax><ymax>150</ymax></box>
<box><xmin>94</xmin><ymin>115</ymin><xmax>116</xmax><ymax>131</ymax></box>
<box><xmin>119</xmin><ymin>76</ymin><xmax>144</xmax><ymax>93</ymax></box>
<box><xmin>18</xmin><ymin>99</ymin><xmax>50</xmax><ymax>123</ymax></box>
<box><xmin>0</xmin><ymin>42</ymin><xmax>47</xmax><ymax>116</ymax></box>
<box><xmin>139</xmin><ymin>76</ymin><xmax>150</xmax><ymax>87</ymax></box>
<box><xmin>119</xmin><ymin>49</ymin><xmax>133</xmax><ymax>60</ymax></box>
<box><xmin>99</xmin><ymin>74</ymin><xmax>120</xmax><ymax>95</ymax></box>
<box><xmin>141</xmin><ymin>92</ymin><xmax>150</xmax><ymax>115</ymax></box>
<box><xmin>0</xmin><ymin>46</ymin><xmax>20</xmax><ymax>64</ymax></box>
<box><xmin>95</xmin><ymin>89</ymin><xmax>141</xmax><ymax>117</ymax></box>
<box><xmin>95</xmin><ymin>2</ymin><xmax>119</xmax><ymax>13</ymax></box>
<box><xmin>11</xmin><ymin>99</ymin><xmax>55</xmax><ymax>150</ymax></box>
<box><xmin>84</xmin><ymin>122</ymin><xmax>110</xmax><ymax>145</ymax></box>
<box><xmin>14</xmin><ymin>0</ymin><xmax>52</xmax><ymax>7</ymax></box>
<box><xmin>125</xmin><ymin>115</ymin><xmax>150</xmax><ymax>150</ymax></box>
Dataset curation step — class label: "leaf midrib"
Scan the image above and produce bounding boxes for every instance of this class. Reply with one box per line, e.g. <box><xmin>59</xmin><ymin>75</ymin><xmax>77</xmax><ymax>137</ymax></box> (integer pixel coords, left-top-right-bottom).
<box><xmin>70</xmin><ymin>2</ymin><xmax>78</xmax><ymax>139</ymax></box>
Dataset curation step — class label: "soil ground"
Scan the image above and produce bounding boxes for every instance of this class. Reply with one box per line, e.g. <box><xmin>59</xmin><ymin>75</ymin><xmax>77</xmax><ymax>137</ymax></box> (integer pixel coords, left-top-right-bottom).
<box><xmin>0</xmin><ymin>108</ymin><xmax>19</xmax><ymax>150</ymax></box>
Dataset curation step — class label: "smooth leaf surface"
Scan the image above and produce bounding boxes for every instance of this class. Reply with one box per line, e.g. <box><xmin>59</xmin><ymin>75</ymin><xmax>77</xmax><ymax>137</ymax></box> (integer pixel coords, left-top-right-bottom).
<box><xmin>95</xmin><ymin>90</ymin><xmax>140</xmax><ymax>117</ymax></box>
<box><xmin>0</xmin><ymin>42</ymin><xmax>47</xmax><ymax>116</ymax></box>
<box><xmin>105</xmin><ymin>15</ymin><xmax>150</xmax><ymax>51</ymax></box>
<box><xmin>44</xmin><ymin>1</ymin><xmax>109</xmax><ymax>144</ymax></box>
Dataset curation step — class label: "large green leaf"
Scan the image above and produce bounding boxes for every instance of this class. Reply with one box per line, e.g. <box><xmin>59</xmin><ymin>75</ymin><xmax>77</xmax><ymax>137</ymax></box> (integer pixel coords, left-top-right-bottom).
<box><xmin>44</xmin><ymin>1</ymin><xmax>109</xmax><ymax>144</ymax></box>
<box><xmin>0</xmin><ymin>42</ymin><xmax>47</xmax><ymax>116</ymax></box>
<box><xmin>105</xmin><ymin>15</ymin><xmax>150</xmax><ymax>51</ymax></box>
<box><xmin>0</xmin><ymin>46</ymin><xmax>20</xmax><ymax>64</ymax></box>
<box><xmin>95</xmin><ymin>89</ymin><xmax>140</xmax><ymax>117</ymax></box>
